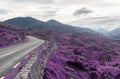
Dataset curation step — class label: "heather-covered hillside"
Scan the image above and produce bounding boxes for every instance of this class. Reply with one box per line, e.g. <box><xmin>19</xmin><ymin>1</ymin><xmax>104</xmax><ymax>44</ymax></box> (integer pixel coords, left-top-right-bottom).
<box><xmin>0</xmin><ymin>22</ymin><xmax>26</xmax><ymax>48</ymax></box>
<box><xmin>1</xmin><ymin>17</ymin><xmax>120</xmax><ymax>79</ymax></box>
<box><xmin>25</xmin><ymin>31</ymin><xmax>120</xmax><ymax>79</ymax></box>
<box><xmin>0</xmin><ymin>23</ymin><xmax>119</xmax><ymax>79</ymax></box>
<box><xmin>44</xmin><ymin>33</ymin><xmax>120</xmax><ymax>79</ymax></box>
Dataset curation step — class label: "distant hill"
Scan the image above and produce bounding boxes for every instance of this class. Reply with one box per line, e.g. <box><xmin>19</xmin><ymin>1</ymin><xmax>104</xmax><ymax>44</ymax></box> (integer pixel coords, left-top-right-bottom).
<box><xmin>96</xmin><ymin>28</ymin><xmax>108</xmax><ymax>34</ymax></box>
<box><xmin>94</xmin><ymin>28</ymin><xmax>109</xmax><ymax>36</ymax></box>
<box><xmin>110</xmin><ymin>27</ymin><xmax>120</xmax><ymax>38</ymax></box>
<box><xmin>68</xmin><ymin>16</ymin><xmax>120</xmax><ymax>37</ymax></box>
<box><xmin>47</xmin><ymin>19</ymin><xmax>62</xmax><ymax>25</ymax></box>
<box><xmin>69</xmin><ymin>16</ymin><xmax>120</xmax><ymax>31</ymax></box>
<box><xmin>4</xmin><ymin>17</ymin><xmax>101</xmax><ymax>35</ymax></box>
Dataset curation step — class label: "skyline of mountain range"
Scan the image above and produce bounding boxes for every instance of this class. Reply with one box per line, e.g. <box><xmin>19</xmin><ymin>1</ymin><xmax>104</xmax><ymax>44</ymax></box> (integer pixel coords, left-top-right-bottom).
<box><xmin>4</xmin><ymin>16</ymin><xmax>120</xmax><ymax>38</ymax></box>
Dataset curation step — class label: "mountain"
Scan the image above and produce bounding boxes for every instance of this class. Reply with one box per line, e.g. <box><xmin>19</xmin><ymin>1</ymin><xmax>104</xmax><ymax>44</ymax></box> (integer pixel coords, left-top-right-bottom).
<box><xmin>110</xmin><ymin>27</ymin><xmax>120</xmax><ymax>38</ymax></box>
<box><xmin>5</xmin><ymin>17</ymin><xmax>75</xmax><ymax>33</ymax></box>
<box><xmin>47</xmin><ymin>19</ymin><xmax>62</xmax><ymax>25</ymax></box>
<box><xmin>96</xmin><ymin>28</ymin><xmax>108</xmax><ymax>34</ymax></box>
<box><xmin>75</xmin><ymin>27</ymin><xmax>101</xmax><ymax>35</ymax></box>
<box><xmin>4</xmin><ymin>17</ymin><xmax>44</xmax><ymax>28</ymax></box>
<box><xmin>69</xmin><ymin>16</ymin><xmax>120</xmax><ymax>31</ymax></box>
<box><xmin>94</xmin><ymin>28</ymin><xmax>109</xmax><ymax>36</ymax></box>
<box><xmin>4</xmin><ymin>17</ymin><xmax>101</xmax><ymax>35</ymax></box>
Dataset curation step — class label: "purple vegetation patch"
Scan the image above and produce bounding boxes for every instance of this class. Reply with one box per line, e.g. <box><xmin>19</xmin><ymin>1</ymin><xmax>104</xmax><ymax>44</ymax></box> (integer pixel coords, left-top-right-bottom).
<box><xmin>0</xmin><ymin>22</ymin><xmax>26</xmax><ymax>48</ymax></box>
<box><xmin>44</xmin><ymin>33</ymin><xmax>120</xmax><ymax>79</ymax></box>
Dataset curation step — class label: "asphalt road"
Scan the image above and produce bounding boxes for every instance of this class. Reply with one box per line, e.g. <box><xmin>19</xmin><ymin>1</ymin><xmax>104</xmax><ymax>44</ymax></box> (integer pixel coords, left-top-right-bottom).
<box><xmin>0</xmin><ymin>36</ymin><xmax>44</xmax><ymax>77</ymax></box>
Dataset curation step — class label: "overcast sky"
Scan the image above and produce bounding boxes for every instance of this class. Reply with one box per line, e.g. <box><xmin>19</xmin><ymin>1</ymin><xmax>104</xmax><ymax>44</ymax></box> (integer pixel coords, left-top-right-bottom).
<box><xmin>0</xmin><ymin>0</ymin><xmax>120</xmax><ymax>30</ymax></box>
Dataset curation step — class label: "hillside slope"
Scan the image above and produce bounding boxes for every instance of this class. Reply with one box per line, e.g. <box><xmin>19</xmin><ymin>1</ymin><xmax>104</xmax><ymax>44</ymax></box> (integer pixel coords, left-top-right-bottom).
<box><xmin>0</xmin><ymin>22</ymin><xmax>26</xmax><ymax>48</ymax></box>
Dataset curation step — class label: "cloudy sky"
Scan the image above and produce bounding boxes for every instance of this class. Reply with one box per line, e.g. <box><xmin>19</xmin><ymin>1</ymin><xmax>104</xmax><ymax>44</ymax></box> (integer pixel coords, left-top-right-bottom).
<box><xmin>0</xmin><ymin>0</ymin><xmax>120</xmax><ymax>30</ymax></box>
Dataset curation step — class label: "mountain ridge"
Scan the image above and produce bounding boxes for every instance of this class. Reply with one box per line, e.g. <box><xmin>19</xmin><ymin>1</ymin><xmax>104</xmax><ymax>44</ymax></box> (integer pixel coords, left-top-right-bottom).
<box><xmin>4</xmin><ymin>17</ymin><xmax>101</xmax><ymax>35</ymax></box>
<box><xmin>110</xmin><ymin>27</ymin><xmax>120</xmax><ymax>38</ymax></box>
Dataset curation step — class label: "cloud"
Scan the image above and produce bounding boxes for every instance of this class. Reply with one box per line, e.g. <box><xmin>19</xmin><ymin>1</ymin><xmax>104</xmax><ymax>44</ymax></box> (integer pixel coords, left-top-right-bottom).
<box><xmin>10</xmin><ymin>0</ymin><xmax>54</xmax><ymax>4</ymax></box>
<box><xmin>44</xmin><ymin>11</ymin><xmax>57</xmax><ymax>14</ymax></box>
<box><xmin>57</xmin><ymin>0</ymin><xmax>114</xmax><ymax>7</ymax></box>
<box><xmin>42</xmin><ymin>10</ymin><xmax>57</xmax><ymax>18</ymax></box>
<box><xmin>0</xmin><ymin>8</ymin><xmax>9</xmax><ymax>15</ymax></box>
<box><xmin>73</xmin><ymin>7</ymin><xmax>93</xmax><ymax>16</ymax></box>
<box><xmin>34</xmin><ymin>6</ymin><xmax>58</xmax><ymax>18</ymax></box>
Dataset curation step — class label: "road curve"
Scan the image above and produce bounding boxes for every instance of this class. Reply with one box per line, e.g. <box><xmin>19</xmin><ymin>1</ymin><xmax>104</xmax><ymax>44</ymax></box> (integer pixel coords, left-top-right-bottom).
<box><xmin>0</xmin><ymin>36</ymin><xmax>45</xmax><ymax>77</ymax></box>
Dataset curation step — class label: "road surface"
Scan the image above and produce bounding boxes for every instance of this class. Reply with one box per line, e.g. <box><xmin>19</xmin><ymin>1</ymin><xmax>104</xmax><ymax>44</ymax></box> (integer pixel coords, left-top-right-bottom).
<box><xmin>0</xmin><ymin>36</ymin><xmax>44</xmax><ymax>77</ymax></box>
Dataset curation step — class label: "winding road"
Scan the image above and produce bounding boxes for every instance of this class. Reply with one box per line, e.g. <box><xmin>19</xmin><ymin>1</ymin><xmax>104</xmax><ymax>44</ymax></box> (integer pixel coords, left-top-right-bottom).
<box><xmin>0</xmin><ymin>36</ymin><xmax>44</xmax><ymax>77</ymax></box>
